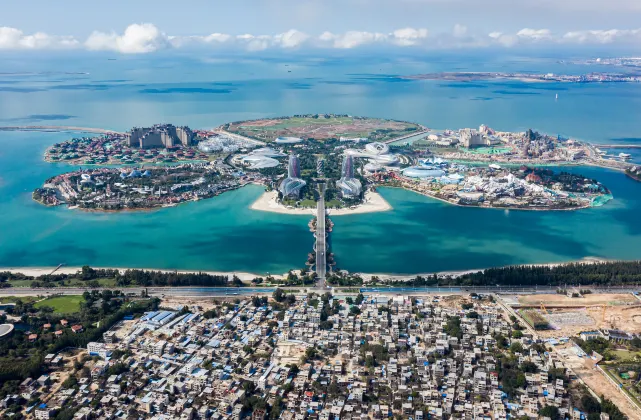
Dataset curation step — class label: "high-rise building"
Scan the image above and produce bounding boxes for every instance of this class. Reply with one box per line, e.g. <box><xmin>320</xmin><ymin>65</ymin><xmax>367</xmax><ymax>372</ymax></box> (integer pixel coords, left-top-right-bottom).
<box><xmin>279</xmin><ymin>155</ymin><xmax>307</xmax><ymax>198</ymax></box>
<box><xmin>127</xmin><ymin>124</ymin><xmax>194</xmax><ymax>149</ymax></box>
<box><xmin>316</xmin><ymin>158</ymin><xmax>325</xmax><ymax>177</ymax></box>
<box><xmin>337</xmin><ymin>155</ymin><xmax>362</xmax><ymax>198</ymax></box>
<box><xmin>288</xmin><ymin>155</ymin><xmax>301</xmax><ymax>178</ymax></box>
<box><xmin>459</xmin><ymin>128</ymin><xmax>484</xmax><ymax>148</ymax></box>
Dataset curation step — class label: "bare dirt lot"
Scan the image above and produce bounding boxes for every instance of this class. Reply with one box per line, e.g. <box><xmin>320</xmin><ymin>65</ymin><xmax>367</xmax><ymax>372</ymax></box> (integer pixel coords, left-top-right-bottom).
<box><xmin>559</xmin><ymin>343</ymin><xmax>641</xmax><ymax>419</ymax></box>
<box><xmin>518</xmin><ymin>293</ymin><xmax>638</xmax><ymax>306</ymax></box>
<box><xmin>515</xmin><ymin>293</ymin><xmax>641</xmax><ymax>336</ymax></box>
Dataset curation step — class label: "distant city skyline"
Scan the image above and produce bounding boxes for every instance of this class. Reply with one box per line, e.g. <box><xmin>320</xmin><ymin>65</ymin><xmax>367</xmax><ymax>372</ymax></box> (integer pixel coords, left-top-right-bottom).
<box><xmin>1</xmin><ymin>0</ymin><xmax>641</xmax><ymax>54</ymax></box>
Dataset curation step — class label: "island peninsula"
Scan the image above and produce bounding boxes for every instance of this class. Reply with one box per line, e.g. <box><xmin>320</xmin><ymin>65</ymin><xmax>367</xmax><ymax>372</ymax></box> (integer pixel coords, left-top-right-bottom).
<box><xmin>32</xmin><ymin>115</ymin><xmax>617</xmax><ymax>212</ymax></box>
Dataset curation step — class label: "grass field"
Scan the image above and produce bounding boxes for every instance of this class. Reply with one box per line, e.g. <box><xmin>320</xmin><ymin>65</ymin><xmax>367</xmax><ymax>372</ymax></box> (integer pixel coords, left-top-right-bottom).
<box><xmin>34</xmin><ymin>295</ymin><xmax>85</xmax><ymax>314</ymax></box>
<box><xmin>226</xmin><ymin>115</ymin><xmax>421</xmax><ymax>142</ymax></box>
<box><xmin>612</xmin><ymin>349</ymin><xmax>641</xmax><ymax>362</ymax></box>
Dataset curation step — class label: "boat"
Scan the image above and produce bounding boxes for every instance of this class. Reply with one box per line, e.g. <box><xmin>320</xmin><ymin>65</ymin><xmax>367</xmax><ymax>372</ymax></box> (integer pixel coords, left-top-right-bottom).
<box><xmin>619</xmin><ymin>153</ymin><xmax>632</xmax><ymax>159</ymax></box>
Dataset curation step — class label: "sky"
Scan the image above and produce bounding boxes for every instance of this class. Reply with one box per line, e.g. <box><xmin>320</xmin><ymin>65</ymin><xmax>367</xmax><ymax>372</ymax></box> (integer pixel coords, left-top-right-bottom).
<box><xmin>1</xmin><ymin>0</ymin><xmax>641</xmax><ymax>54</ymax></box>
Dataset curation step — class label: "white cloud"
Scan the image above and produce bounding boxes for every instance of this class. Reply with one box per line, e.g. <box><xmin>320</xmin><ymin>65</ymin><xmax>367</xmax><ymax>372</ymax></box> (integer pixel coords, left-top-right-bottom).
<box><xmin>273</xmin><ymin>29</ymin><xmax>309</xmax><ymax>48</ymax></box>
<box><xmin>2</xmin><ymin>23</ymin><xmax>641</xmax><ymax>54</ymax></box>
<box><xmin>391</xmin><ymin>28</ymin><xmax>429</xmax><ymax>46</ymax></box>
<box><xmin>563</xmin><ymin>28</ymin><xmax>641</xmax><ymax>44</ymax></box>
<box><xmin>0</xmin><ymin>27</ymin><xmax>79</xmax><ymax>50</ymax></box>
<box><xmin>85</xmin><ymin>23</ymin><xmax>170</xmax><ymax>54</ymax></box>
<box><xmin>319</xmin><ymin>31</ymin><xmax>388</xmax><ymax>49</ymax></box>
<box><xmin>516</xmin><ymin>28</ymin><xmax>553</xmax><ymax>41</ymax></box>
<box><xmin>453</xmin><ymin>24</ymin><xmax>468</xmax><ymax>38</ymax></box>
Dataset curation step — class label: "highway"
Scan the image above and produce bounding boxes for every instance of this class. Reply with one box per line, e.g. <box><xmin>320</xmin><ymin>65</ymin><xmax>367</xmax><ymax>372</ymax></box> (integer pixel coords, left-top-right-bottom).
<box><xmin>315</xmin><ymin>183</ymin><xmax>327</xmax><ymax>286</ymax></box>
<box><xmin>0</xmin><ymin>285</ymin><xmax>638</xmax><ymax>298</ymax></box>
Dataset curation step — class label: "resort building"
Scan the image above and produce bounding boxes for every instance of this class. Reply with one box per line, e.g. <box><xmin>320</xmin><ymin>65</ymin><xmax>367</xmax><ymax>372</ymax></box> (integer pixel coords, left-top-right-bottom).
<box><xmin>279</xmin><ymin>155</ymin><xmax>307</xmax><ymax>198</ymax></box>
<box><xmin>336</xmin><ymin>155</ymin><xmax>362</xmax><ymax>198</ymax></box>
<box><xmin>128</xmin><ymin>124</ymin><xmax>194</xmax><ymax>149</ymax></box>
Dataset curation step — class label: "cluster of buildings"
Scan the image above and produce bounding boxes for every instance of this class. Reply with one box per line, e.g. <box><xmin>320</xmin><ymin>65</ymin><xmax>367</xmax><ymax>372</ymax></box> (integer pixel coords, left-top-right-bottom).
<box><xmin>45</xmin><ymin>126</ymin><xmax>209</xmax><ymax>166</ymax></box>
<box><xmin>129</xmin><ymin>124</ymin><xmax>195</xmax><ymax>149</ymax></box>
<box><xmin>33</xmin><ymin>162</ymin><xmax>262</xmax><ymax>210</ymax></box>
<box><xmin>17</xmin><ymin>293</ymin><xmax>612</xmax><ymax>420</ymax></box>
<box><xmin>198</xmin><ymin>134</ymin><xmax>258</xmax><ymax>154</ymax></box>
<box><xmin>388</xmin><ymin>160</ymin><xmax>610</xmax><ymax>210</ymax></box>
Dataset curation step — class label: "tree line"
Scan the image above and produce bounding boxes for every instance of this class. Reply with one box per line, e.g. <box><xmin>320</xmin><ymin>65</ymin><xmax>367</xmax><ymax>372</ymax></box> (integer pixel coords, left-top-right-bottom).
<box><xmin>385</xmin><ymin>261</ymin><xmax>641</xmax><ymax>287</ymax></box>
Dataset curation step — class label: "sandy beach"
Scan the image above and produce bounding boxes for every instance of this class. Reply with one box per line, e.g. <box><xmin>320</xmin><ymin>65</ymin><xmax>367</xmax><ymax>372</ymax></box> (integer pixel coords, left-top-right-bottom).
<box><xmin>250</xmin><ymin>190</ymin><xmax>392</xmax><ymax>216</ymax></box>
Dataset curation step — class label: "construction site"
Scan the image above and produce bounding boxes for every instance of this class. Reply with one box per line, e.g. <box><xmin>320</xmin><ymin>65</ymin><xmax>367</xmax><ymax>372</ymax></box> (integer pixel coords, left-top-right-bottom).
<box><xmin>505</xmin><ymin>292</ymin><xmax>641</xmax><ymax>337</ymax></box>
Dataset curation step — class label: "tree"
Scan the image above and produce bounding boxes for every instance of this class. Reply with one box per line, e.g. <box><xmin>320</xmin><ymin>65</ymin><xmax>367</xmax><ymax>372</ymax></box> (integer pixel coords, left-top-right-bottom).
<box><xmin>510</xmin><ymin>342</ymin><xmax>524</xmax><ymax>354</ymax></box>
<box><xmin>539</xmin><ymin>406</ymin><xmax>560</xmax><ymax>420</ymax></box>
<box><xmin>273</xmin><ymin>289</ymin><xmax>285</xmax><ymax>303</ymax></box>
<box><xmin>350</xmin><ymin>306</ymin><xmax>361</xmax><ymax>316</ymax></box>
<box><xmin>346</xmin><ymin>297</ymin><xmax>354</xmax><ymax>305</ymax></box>
<box><xmin>355</xmin><ymin>293</ymin><xmax>364</xmax><ymax>305</ymax></box>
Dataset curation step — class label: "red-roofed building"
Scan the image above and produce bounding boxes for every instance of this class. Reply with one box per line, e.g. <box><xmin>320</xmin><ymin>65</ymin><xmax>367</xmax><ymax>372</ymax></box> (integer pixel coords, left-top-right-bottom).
<box><xmin>525</xmin><ymin>173</ymin><xmax>542</xmax><ymax>183</ymax></box>
<box><xmin>43</xmin><ymin>323</ymin><xmax>51</xmax><ymax>330</ymax></box>
<box><xmin>28</xmin><ymin>334</ymin><xmax>38</xmax><ymax>342</ymax></box>
<box><xmin>54</xmin><ymin>330</ymin><xmax>63</xmax><ymax>338</ymax></box>
<box><xmin>60</xmin><ymin>319</ymin><xmax>69</xmax><ymax>327</ymax></box>
<box><xmin>71</xmin><ymin>325</ymin><xmax>83</xmax><ymax>333</ymax></box>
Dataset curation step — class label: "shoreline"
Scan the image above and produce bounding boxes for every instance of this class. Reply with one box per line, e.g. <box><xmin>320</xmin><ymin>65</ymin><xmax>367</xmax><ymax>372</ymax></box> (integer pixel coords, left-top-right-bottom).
<box><xmin>383</xmin><ymin>185</ymin><xmax>599</xmax><ymax>212</ymax></box>
<box><xmin>249</xmin><ymin>189</ymin><xmax>392</xmax><ymax>216</ymax></box>
<box><xmin>0</xmin><ymin>257</ymin><xmax>615</xmax><ymax>287</ymax></box>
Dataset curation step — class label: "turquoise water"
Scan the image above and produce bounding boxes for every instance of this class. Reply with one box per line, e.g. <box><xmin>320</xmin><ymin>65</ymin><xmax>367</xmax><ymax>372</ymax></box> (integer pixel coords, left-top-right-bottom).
<box><xmin>2</xmin><ymin>53</ymin><xmax>641</xmax><ymax>274</ymax></box>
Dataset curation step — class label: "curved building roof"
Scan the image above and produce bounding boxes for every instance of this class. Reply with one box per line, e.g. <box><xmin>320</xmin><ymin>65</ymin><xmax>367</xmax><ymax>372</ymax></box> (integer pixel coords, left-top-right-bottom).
<box><xmin>364</xmin><ymin>142</ymin><xmax>390</xmax><ymax>155</ymax></box>
<box><xmin>402</xmin><ymin>167</ymin><xmax>446</xmax><ymax>179</ymax></box>
<box><xmin>0</xmin><ymin>323</ymin><xmax>14</xmax><ymax>339</ymax></box>
<box><xmin>240</xmin><ymin>155</ymin><xmax>280</xmax><ymax>169</ymax></box>
<box><xmin>274</xmin><ymin>137</ymin><xmax>303</xmax><ymax>144</ymax></box>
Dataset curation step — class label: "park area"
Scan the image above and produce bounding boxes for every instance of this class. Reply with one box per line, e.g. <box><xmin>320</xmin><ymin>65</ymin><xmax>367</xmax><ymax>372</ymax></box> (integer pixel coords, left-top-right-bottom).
<box><xmin>223</xmin><ymin>115</ymin><xmax>422</xmax><ymax>142</ymax></box>
<box><xmin>34</xmin><ymin>295</ymin><xmax>85</xmax><ymax>314</ymax></box>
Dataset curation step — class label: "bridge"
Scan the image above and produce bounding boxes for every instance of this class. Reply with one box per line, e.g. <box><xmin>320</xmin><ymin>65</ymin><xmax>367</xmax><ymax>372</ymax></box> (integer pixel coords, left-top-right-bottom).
<box><xmin>0</xmin><ymin>126</ymin><xmax>124</xmax><ymax>135</ymax></box>
<box><xmin>593</xmin><ymin>144</ymin><xmax>641</xmax><ymax>149</ymax></box>
<box><xmin>383</xmin><ymin>129</ymin><xmax>430</xmax><ymax>144</ymax></box>
<box><xmin>314</xmin><ymin>183</ymin><xmax>327</xmax><ymax>286</ymax></box>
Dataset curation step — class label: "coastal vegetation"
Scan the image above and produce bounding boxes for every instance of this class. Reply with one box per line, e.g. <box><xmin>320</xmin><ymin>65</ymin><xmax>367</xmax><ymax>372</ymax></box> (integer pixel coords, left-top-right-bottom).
<box><xmin>1</xmin><ymin>266</ymin><xmax>238</xmax><ymax>288</ymax></box>
<box><xmin>0</xmin><ymin>290</ymin><xmax>159</xmax><ymax>385</ymax></box>
<box><xmin>383</xmin><ymin>260</ymin><xmax>641</xmax><ymax>287</ymax></box>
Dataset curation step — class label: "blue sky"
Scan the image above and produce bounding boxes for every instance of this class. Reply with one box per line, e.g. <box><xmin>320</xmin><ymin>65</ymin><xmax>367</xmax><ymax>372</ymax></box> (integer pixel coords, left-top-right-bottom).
<box><xmin>1</xmin><ymin>0</ymin><xmax>641</xmax><ymax>54</ymax></box>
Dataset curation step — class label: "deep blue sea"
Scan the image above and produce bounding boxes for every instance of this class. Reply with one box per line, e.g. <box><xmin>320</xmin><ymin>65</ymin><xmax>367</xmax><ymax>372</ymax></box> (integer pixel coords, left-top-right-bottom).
<box><xmin>1</xmin><ymin>52</ymin><xmax>641</xmax><ymax>274</ymax></box>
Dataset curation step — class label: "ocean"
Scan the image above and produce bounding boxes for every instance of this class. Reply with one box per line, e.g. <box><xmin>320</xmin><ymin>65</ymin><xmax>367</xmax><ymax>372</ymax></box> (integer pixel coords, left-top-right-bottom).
<box><xmin>1</xmin><ymin>52</ymin><xmax>641</xmax><ymax>274</ymax></box>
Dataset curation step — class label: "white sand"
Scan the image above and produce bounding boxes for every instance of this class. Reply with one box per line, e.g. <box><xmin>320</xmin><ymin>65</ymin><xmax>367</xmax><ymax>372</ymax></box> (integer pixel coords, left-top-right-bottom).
<box><xmin>250</xmin><ymin>190</ymin><xmax>316</xmax><ymax>215</ymax></box>
<box><xmin>250</xmin><ymin>190</ymin><xmax>392</xmax><ymax>216</ymax></box>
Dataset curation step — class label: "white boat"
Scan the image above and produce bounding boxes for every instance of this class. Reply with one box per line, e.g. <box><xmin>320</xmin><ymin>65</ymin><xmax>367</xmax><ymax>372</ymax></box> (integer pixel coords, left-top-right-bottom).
<box><xmin>619</xmin><ymin>153</ymin><xmax>632</xmax><ymax>159</ymax></box>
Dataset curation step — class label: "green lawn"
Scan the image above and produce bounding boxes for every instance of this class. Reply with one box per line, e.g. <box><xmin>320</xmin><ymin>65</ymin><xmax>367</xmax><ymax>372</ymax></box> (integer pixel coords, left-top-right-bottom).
<box><xmin>612</xmin><ymin>349</ymin><xmax>641</xmax><ymax>362</ymax></box>
<box><xmin>34</xmin><ymin>295</ymin><xmax>85</xmax><ymax>314</ymax></box>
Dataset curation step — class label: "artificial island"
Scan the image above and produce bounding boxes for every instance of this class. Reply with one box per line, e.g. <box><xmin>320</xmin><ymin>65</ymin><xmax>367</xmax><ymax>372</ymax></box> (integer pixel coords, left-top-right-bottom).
<box><xmin>34</xmin><ymin>115</ymin><xmax>617</xmax><ymax>213</ymax></box>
